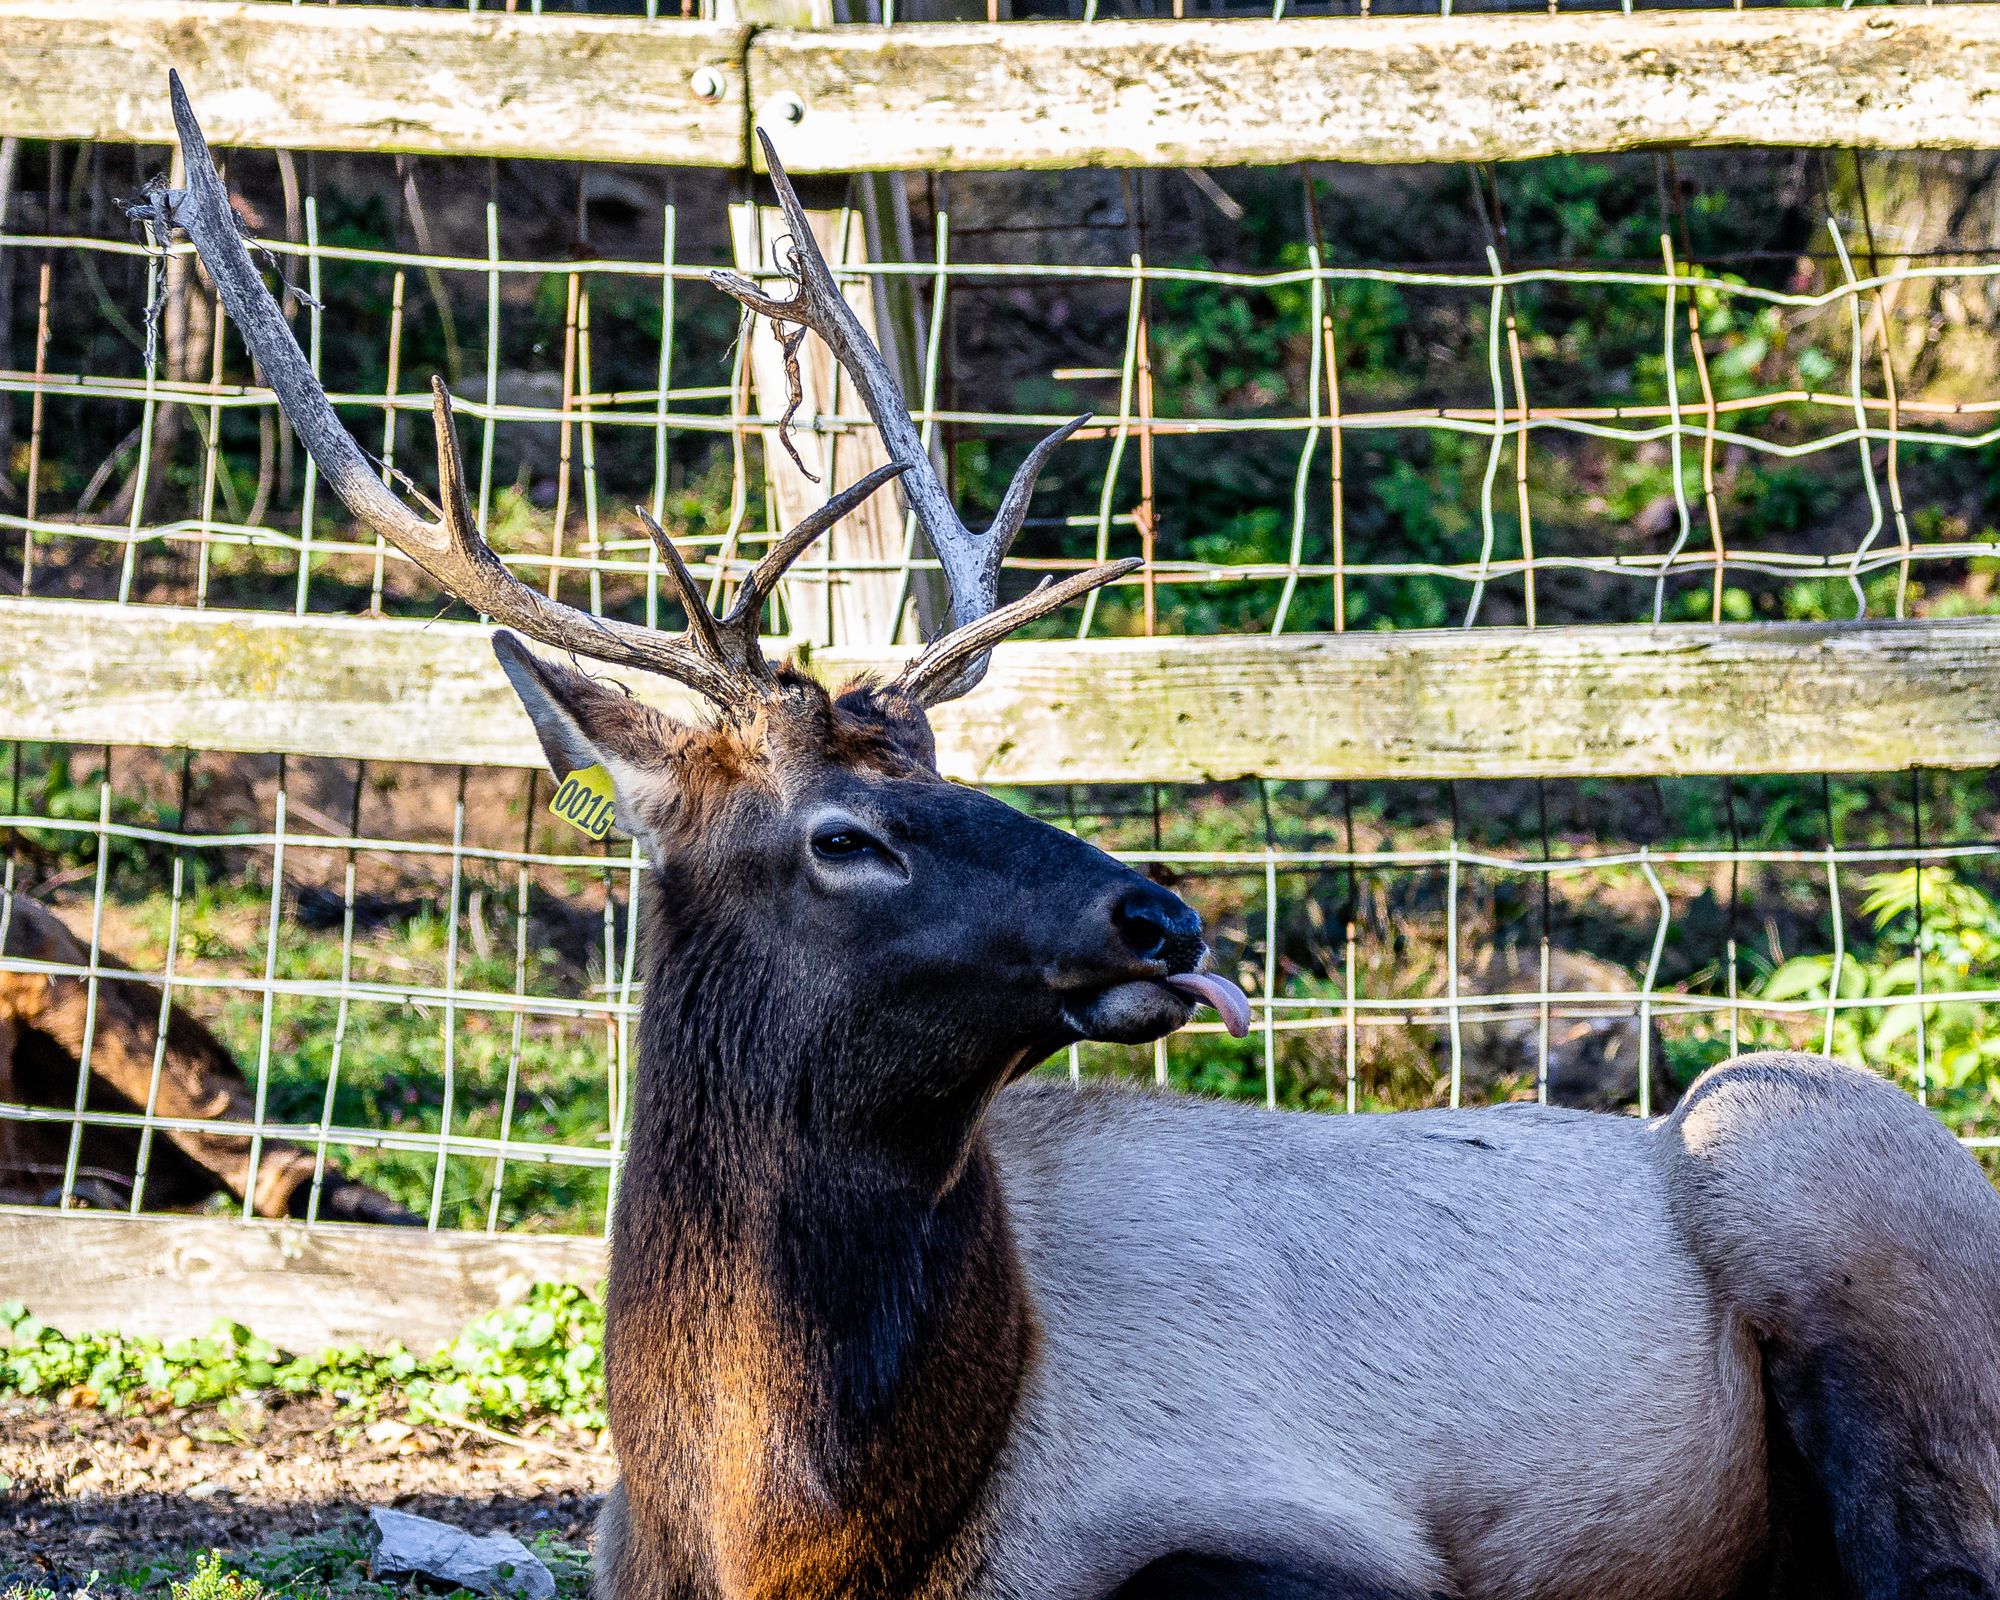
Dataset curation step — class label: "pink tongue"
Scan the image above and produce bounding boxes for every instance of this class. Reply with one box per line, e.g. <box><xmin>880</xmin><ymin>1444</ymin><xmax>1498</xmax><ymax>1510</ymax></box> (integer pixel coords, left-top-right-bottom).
<box><xmin>1165</xmin><ymin>971</ymin><xmax>1252</xmax><ymax>1039</ymax></box>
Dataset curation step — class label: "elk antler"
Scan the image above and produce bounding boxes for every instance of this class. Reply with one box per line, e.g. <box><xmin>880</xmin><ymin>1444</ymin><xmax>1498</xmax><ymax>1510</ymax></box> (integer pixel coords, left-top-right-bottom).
<box><xmin>128</xmin><ymin>73</ymin><xmax>905</xmax><ymax>716</ymax></box>
<box><xmin>711</xmin><ymin>129</ymin><xmax>1139</xmax><ymax>706</ymax></box>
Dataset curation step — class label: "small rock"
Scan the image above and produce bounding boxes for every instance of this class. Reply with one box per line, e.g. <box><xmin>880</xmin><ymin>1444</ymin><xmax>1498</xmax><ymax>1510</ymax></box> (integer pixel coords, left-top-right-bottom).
<box><xmin>368</xmin><ymin>1507</ymin><xmax>557</xmax><ymax>1600</ymax></box>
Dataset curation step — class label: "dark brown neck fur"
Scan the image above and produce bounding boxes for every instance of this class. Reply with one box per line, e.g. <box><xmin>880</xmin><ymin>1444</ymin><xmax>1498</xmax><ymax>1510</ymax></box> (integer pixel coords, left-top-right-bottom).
<box><xmin>602</xmin><ymin>878</ymin><xmax>1032</xmax><ymax>1600</ymax></box>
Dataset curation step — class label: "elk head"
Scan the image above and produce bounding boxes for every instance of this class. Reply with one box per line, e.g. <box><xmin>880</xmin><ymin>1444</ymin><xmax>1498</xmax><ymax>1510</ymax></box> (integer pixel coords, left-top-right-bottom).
<box><xmin>136</xmin><ymin>81</ymin><xmax>1249</xmax><ymax>1163</ymax></box>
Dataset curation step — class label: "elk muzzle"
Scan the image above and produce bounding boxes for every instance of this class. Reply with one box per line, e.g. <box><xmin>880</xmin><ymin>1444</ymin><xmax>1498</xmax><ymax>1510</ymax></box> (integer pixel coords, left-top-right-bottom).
<box><xmin>1058</xmin><ymin>878</ymin><xmax>1250</xmax><ymax>1044</ymax></box>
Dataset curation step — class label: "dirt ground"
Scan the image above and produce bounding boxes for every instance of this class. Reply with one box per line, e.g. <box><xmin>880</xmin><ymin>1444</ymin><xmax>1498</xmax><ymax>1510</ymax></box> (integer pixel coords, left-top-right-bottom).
<box><xmin>0</xmin><ymin>1397</ymin><xmax>612</xmax><ymax>1586</ymax></box>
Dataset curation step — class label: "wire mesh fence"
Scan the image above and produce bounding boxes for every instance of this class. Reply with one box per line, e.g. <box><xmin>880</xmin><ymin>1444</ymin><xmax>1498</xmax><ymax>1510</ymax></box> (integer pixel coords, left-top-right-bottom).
<box><xmin>8</xmin><ymin>15</ymin><xmax>2000</xmax><ymax>1238</ymax></box>
<box><xmin>6</xmin><ymin>754</ymin><xmax>2000</xmax><ymax>1235</ymax></box>
<box><xmin>9</xmin><ymin>150</ymin><xmax>2000</xmax><ymax>634</ymax></box>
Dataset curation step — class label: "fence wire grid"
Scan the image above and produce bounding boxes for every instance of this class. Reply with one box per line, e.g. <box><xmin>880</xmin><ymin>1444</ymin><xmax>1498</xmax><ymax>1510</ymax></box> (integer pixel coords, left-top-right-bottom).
<box><xmin>7</xmin><ymin>156</ymin><xmax>2000</xmax><ymax>635</ymax></box>
<box><xmin>8</xmin><ymin>16</ymin><xmax>2000</xmax><ymax>1237</ymax></box>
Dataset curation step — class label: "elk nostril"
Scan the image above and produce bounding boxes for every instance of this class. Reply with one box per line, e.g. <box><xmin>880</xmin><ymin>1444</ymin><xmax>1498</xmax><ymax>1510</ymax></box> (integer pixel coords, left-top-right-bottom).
<box><xmin>1112</xmin><ymin>894</ymin><xmax>1174</xmax><ymax>963</ymax></box>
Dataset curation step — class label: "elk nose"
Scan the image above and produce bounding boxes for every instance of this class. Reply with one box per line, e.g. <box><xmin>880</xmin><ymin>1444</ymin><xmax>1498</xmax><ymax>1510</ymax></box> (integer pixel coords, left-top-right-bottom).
<box><xmin>1112</xmin><ymin>883</ymin><xmax>1203</xmax><ymax>967</ymax></box>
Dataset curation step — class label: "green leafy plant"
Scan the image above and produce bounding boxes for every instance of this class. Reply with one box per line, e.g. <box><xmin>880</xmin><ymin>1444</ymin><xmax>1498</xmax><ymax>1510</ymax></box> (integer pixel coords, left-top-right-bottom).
<box><xmin>1756</xmin><ymin>867</ymin><xmax>2000</xmax><ymax>1134</ymax></box>
<box><xmin>3</xmin><ymin>745</ymin><xmax>184</xmax><ymax>876</ymax></box>
<box><xmin>0</xmin><ymin>1280</ymin><xmax>605</xmax><ymax>1431</ymax></box>
<box><xmin>170</xmin><ymin>1554</ymin><xmax>268</xmax><ymax>1600</ymax></box>
<box><xmin>92</xmin><ymin>1525</ymin><xmax>598</xmax><ymax>1600</ymax></box>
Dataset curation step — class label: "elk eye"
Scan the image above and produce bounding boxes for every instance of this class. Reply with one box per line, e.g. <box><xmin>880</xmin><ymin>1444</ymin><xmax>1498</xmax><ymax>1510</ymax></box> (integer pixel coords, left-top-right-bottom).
<box><xmin>812</xmin><ymin>827</ymin><xmax>878</xmax><ymax>861</ymax></box>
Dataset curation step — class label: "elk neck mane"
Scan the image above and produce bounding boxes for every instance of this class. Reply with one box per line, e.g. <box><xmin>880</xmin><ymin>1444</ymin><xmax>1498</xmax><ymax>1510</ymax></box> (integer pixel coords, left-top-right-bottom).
<box><xmin>602</xmin><ymin>680</ymin><xmax>1035</xmax><ymax>1598</ymax></box>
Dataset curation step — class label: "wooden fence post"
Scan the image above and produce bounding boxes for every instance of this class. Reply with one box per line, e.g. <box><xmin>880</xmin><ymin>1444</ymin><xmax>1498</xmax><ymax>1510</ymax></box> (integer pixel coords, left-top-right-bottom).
<box><xmin>720</xmin><ymin>0</ymin><xmax>944</xmax><ymax>646</ymax></box>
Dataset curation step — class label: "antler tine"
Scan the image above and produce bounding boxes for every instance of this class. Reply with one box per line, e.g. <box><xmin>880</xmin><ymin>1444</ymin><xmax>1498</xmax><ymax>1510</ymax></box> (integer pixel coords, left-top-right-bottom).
<box><xmin>722</xmin><ymin>460</ymin><xmax>909</xmax><ymax>629</ymax></box>
<box><xmin>894</xmin><ymin>560</ymin><xmax>1143</xmax><ymax>709</ymax></box>
<box><xmin>136</xmin><ymin>72</ymin><xmax>774</xmax><ymax>713</ymax></box>
<box><xmin>634</xmin><ymin>506</ymin><xmax>731</xmax><ymax>668</ymax></box>
<box><xmin>637</xmin><ymin>463</ymin><xmax>908</xmax><ymax>685</ymax></box>
<box><xmin>976</xmin><ymin>413</ymin><xmax>1093</xmax><ymax>597</ymax></box>
<box><xmin>710</xmin><ymin>129</ymin><xmax>1129</xmax><ymax>702</ymax></box>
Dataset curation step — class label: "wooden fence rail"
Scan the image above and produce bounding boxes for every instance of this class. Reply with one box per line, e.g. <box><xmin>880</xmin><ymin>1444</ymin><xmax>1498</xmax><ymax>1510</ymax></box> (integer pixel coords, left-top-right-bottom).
<box><xmin>3</xmin><ymin>2</ymin><xmax>1999</xmax><ymax>170</ymax></box>
<box><xmin>750</xmin><ymin>10</ymin><xmax>2000</xmax><ymax>172</ymax></box>
<box><xmin>0</xmin><ymin>1206</ymin><xmax>604</xmax><ymax>1347</ymax></box>
<box><xmin>6</xmin><ymin>597</ymin><xmax>2000</xmax><ymax>783</ymax></box>
<box><xmin>1</xmin><ymin>0</ymin><xmax>748</xmax><ymax>167</ymax></box>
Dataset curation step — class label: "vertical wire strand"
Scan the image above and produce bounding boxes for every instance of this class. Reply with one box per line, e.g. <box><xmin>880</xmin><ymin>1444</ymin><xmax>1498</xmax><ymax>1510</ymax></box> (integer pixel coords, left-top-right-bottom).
<box><xmin>1911</xmin><ymin>769</ymin><xmax>1929</xmax><ymax>1107</ymax></box>
<box><xmin>1826</xmin><ymin>219</ymin><xmax>1888</xmax><ymax>617</ymax></box>
<box><xmin>1536</xmin><ymin>781</ymin><xmax>1553</xmax><ymax>1105</ymax></box>
<box><xmin>116</xmin><ymin>250</ymin><xmax>162</xmax><ymax>605</ymax></box>
<box><xmin>1078</xmin><ymin>258</ymin><xmax>1145</xmax><ymax>638</ymax></box>
<box><xmin>370</xmin><ymin>271</ymin><xmax>408</xmax><ymax>615</ymax></box>
<box><xmin>1445</xmin><ymin>815</ymin><xmax>1463</xmax><ymax>1109</ymax></box>
<box><xmin>294</xmin><ymin>199</ymin><xmax>324</xmax><ymax>615</ymax></box>
<box><xmin>1262</xmin><ymin>849</ymin><xmax>1279</xmax><ymax>1109</ymax></box>
<box><xmin>579</xmin><ymin>282</ymin><xmax>603</xmax><ymax>618</ymax></box>
<box><xmin>487</xmin><ymin>783</ymin><xmax>537</xmax><ymax>1233</ymax></box>
<box><xmin>1822</xmin><ymin>774</ymin><xmax>1845</xmax><ymax>1059</ymax></box>
<box><xmin>57</xmin><ymin>781</ymin><xmax>113</xmax><ymax>1205</ymax></box>
<box><xmin>1876</xmin><ymin>300</ymin><xmax>1913</xmax><ymax>621</ymax></box>
<box><xmin>427</xmin><ymin>778</ymin><xmax>469</xmax><ymax>1228</ymax></box>
<box><xmin>1322</xmin><ymin>304</ymin><xmax>1347</xmax><ymax>633</ymax></box>
<box><xmin>478</xmin><ymin>202</ymin><xmax>502</xmax><ymax>537</ymax></box>
<box><xmin>241</xmin><ymin>781</ymin><xmax>288</xmax><ymax>1218</ymax></box>
<box><xmin>1273</xmin><ymin>247</ymin><xmax>1325</xmax><ymax>635</ymax></box>
<box><xmin>607</xmin><ymin>834</ymin><xmax>646</xmax><ymax>1232</ymax></box>
<box><xmin>649</xmin><ymin>206</ymin><xmax>679</xmax><ymax>630</ymax></box>
<box><xmin>127</xmin><ymin>855</ymin><xmax>187</xmax><ymax>1215</ymax></box>
<box><xmin>1724</xmin><ymin>776</ymin><xmax>1742</xmax><ymax>1061</ymax></box>
<box><xmin>1503</xmin><ymin>309</ymin><xmax>1536</xmax><ymax>627</ymax></box>
<box><xmin>1463</xmin><ymin>249</ymin><xmax>1508</xmax><ymax>627</ymax></box>
<box><xmin>1342</xmin><ymin>782</ymin><xmax>1359</xmax><ymax>1114</ymax></box>
<box><xmin>1636</xmin><ymin>848</ymin><xmax>1671</xmax><ymax>1120</ymax></box>
<box><xmin>19</xmin><ymin>259</ymin><xmax>52</xmax><ymax>596</ymax></box>
<box><xmin>1652</xmin><ymin>234</ymin><xmax>1694</xmax><ymax>624</ymax></box>
<box><xmin>193</xmin><ymin>291</ymin><xmax>227</xmax><ymax>605</ymax></box>
<box><xmin>307</xmin><ymin>761</ymin><xmax>366</xmax><ymax>1226</ymax></box>
<box><xmin>549</xmin><ymin>272</ymin><xmax>581</xmax><ymax>604</ymax></box>
<box><xmin>598</xmin><ymin>840</ymin><xmax>621</xmax><ymax>1226</ymax></box>
<box><xmin>368</xmin><ymin>268</ymin><xmax>406</xmax><ymax>620</ymax></box>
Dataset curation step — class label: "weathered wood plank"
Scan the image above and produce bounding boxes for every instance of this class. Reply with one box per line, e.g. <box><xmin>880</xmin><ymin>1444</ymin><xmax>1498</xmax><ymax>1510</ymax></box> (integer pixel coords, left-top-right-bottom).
<box><xmin>752</xmin><ymin>11</ymin><xmax>2000</xmax><ymax>172</ymax></box>
<box><xmin>0</xmin><ymin>1206</ymin><xmax>604</xmax><ymax>1350</ymax></box>
<box><xmin>6</xmin><ymin>6</ymin><xmax>2000</xmax><ymax>172</ymax></box>
<box><xmin>8</xmin><ymin>597</ymin><xmax>2000</xmax><ymax>782</ymax></box>
<box><xmin>0</xmin><ymin>0</ymin><xmax>747</xmax><ymax>166</ymax></box>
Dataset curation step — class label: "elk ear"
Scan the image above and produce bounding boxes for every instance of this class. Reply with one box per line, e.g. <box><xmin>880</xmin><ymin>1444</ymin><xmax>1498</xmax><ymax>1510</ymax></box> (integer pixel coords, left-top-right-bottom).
<box><xmin>493</xmin><ymin>631</ymin><xmax>680</xmax><ymax>844</ymax></box>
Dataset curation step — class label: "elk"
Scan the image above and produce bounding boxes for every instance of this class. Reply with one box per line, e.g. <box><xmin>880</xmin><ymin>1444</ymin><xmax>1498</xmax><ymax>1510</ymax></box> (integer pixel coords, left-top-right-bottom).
<box><xmin>142</xmin><ymin>77</ymin><xmax>2000</xmax><ymax>1600</ymax></box>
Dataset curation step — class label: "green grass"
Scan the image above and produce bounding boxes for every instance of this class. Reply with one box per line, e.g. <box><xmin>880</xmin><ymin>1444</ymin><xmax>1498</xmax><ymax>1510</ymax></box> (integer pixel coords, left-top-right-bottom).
<box><xmin>2</xmin><ymin>1528</ymin><xmax>594</xmax><ymax>1600</ymax></box>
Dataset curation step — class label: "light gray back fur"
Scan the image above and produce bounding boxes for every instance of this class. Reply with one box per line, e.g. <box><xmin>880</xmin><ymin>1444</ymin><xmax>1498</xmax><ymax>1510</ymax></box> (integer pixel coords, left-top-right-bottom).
<box><xmin>962</xmin><ymin>1082</ymin><xmax>1770</xmax><ymax>1600</ymax></box>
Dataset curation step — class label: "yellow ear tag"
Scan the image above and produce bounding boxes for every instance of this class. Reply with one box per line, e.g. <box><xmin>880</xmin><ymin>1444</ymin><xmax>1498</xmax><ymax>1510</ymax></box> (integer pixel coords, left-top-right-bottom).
<box><xmin>549</xmin><ymin>764</ymin><xmax>617</xmax><ymax>841</ymax></box>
